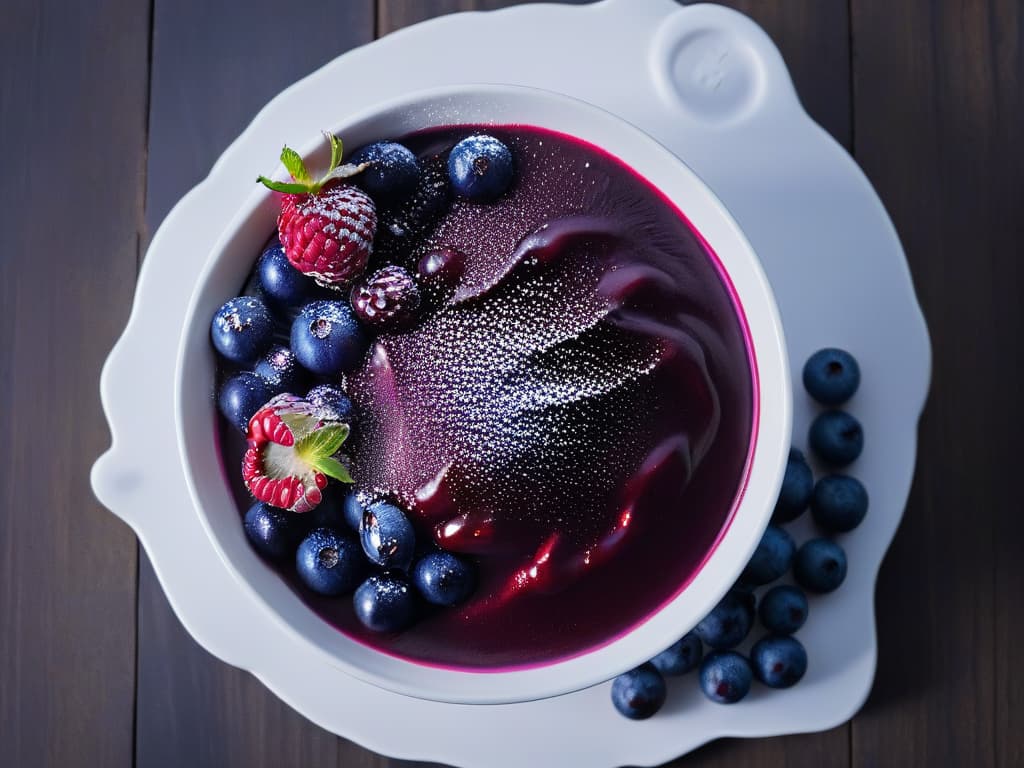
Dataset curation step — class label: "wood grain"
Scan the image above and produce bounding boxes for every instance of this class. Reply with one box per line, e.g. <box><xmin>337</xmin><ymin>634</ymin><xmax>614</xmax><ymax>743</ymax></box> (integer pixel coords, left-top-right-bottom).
<box><xmin>134</xmin><ymin>2</ymin><xmax>375</xmax><ymax>767</ymax></box>
<box><xmin>849</xmin><ymin>0</ymin><xmax>1023</xmax><ymax>766</ymax></box>
<box><xmin>0</xmin><ymin>1</ymin><xmax>147</xmax><ymax>766</ymax></box>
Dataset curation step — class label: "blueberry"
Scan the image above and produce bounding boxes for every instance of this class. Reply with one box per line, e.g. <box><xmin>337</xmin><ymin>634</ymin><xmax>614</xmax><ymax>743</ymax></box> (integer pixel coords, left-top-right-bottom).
<box><xmin>291</xmin><ymin>300</ymin><xmax>368</xmax><ymax>376</ymax></box>
<box><xmin>803</xmin><ymin>347</ymin><xmax>860</xmax><ymax>406</ymax></box>
<box><xmin>809</xmin><ymin>410</ymin><xmax>864</xmax><ymax>467</ymax></box>
<box><xmin>750</xmin><ymin>635</ymin><xmax>808</xmax><ymax>688</ymax></box>
<box><xmin>758</xmin><ymin>584</ymin><xmax>809</xmax><ymax>635</ymax></box>
<box><xmin>695</xmin><ymin>589</ymin><xmax>755</xmax><ymax>650</ymax></box>
<box><xmin>412</xmin><ymin>551</ymin><xmax>477</xmax><ymax>607</ymax></box>
<box><xmin>351</xmin><ymin>141</ymin><xmax>421</xmax><ymax>204</ymax></box>
<box><xmin>306</xmin><ymin>383</ymin><xmax>356</xmax><ymax>423</ymax></box>
<box><xmin>217</xmin><ymin>372</ymin><xmax>273</xmax><ymax>432</ymax></box>
<box><xmin>256</xmin><ymin>240</ymin><xmax>315</xmax><ymax>308</ymax></box>
<box><xmin>342</xmin><ymin>492</ymin><xmax>365</xmax><ymax>532</ymax></box>
<box><xmin>378</xmin><ymin>154</ymin><xmax>451</xmax><ymax>244</ymax></box>
<box><xmin>353</xmin><ymin>573</ymin><xmax>417</xmax><ymax>632</ymax></box>
<box><xmin>360</xmin><ymin>501</ymin><xmax>416</xmax><ymax>571</ymax></box>
<box><xmin>699</xmin><ymin>651</ymin><xmax>753</xmax><ymax>704</ymax></box>
<box><xmin>295</xmin><ymin>528</ymin><xmax>366</xmax><ymax>596</ymax></box>
<box><xmin>302</xmin><ymin>484</ymin><xmax>348</xmax><ymax>531</ymax></box>
<box><xmin>447</xmin><ymin>134</ymin><xmax>514</xmax><ymax>201</ymax></box>
<box><xmin>741</xmin><ymin>524</ymin><xmax>796</xmax><ymax>586</ymax></box>
<box><xmin>243</xmin><ymin>502</ymin><xmax>304</xmax><ymax>560</ymax></box>
<box><xmin>773</xmin><ymin>448</ymin><xmax>814</xmax><ymax>523</ymax></box>
<box><xmin>794</xmin><ymin>538</ymin><xmax>847</xmax><ymax>593</ymax></box>
<box><xmin>210</xmin><ymin>296</ymin><xmax>274</xmax><ymax>365</ymax></box>
<box><xmin>650</xmin><ymin>631</ymin><xmax>703</xmax><ymax>676</ymax></box>
<box><xmin>811</xmin><ymin>474</ymin><xmax>869</xmax><ymax>533</ymax></box>
<box><xmin>254</xmin><ymin>345</ymin><xmax>306</xmax><ymax>394</ymax></box>
<box><xmin>610</xmin><ymin>663</ymin><xmax>666</xmax><ymax>720</ymax></box>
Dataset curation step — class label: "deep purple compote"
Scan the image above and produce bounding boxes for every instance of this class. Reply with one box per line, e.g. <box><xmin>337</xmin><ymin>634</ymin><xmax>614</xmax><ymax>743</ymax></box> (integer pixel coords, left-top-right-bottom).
<box><xmin>226</xmin><ymin>125</ymin><xmax>754</xmax><ymax>669</ymax></box>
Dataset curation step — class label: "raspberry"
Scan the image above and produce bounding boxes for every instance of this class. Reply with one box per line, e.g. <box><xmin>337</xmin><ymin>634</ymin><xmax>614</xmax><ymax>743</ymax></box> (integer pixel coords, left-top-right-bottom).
<box><xmin>242</xmin><ymin>393</ymin><xmax>353</xmax><ymax>513</ymax></box>
<box><xmin>350</xmin><ymin>265</ymin><xmax>421</xmax><ymax>328</ymax></box>
<box><xmin>277</xmin><ymin>184</ymin><xmax>376</xmax><ymax>285</ymax></box>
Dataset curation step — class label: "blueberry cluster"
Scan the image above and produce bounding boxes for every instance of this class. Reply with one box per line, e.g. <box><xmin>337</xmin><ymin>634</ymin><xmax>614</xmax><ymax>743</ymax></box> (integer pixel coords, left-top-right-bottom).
<box><xmin>211</xmin><ymin>133</ymin><xmax>517</xmax><ymax>635</ymax></box>
<box><xmin>244</xmin><ymin>493</ymin><xmax>476</xmax><ymax>633</ymax></box>
<box><xmin>211</xmin><ymin>243</ymin><xmax>368</xmax><ymax>432</ymax></box>
<box><xmin>611</xmin><ymin>347</ymin><xmax>867</xmax><ymax>719</ymax></box>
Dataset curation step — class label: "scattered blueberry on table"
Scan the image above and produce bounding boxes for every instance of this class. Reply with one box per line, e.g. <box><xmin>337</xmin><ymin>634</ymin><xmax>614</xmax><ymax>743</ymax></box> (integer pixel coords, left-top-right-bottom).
<box><xmin>773</xmin><ymin>448</ymin><xmax>814</xmax><ymax>523</ymax></box>
<box><xmin>811</xmin><ymin>474</ymin><xmax>869</xmax><ymax>533</ymax></box>
<box><xmin>694</xmin><ymin>589</ymin><xmax>754</xmax><ymax>650</ymax></box>
<box><xmin>750</xmin><ymin>635</ymin><xmax>808</xmax><ymax>689</ymax></box>
<box><xmin>741</xmin><ymin>524</ymin><xmax>796</xmax><ymax>586</ymax></box>
<box><xmin>610</xmin><ymin>345</ymin><xmax>869</xmax><ymax>718</ymax></box>
<box><xmin>700</xmin><ymin>651</ymin><xmax>753</xmax><ymax>704</ymax></box>
<box><xmin>794</xmin><ymin>538</ymin><xmax>848</xmax><ymax>594</ymax></box>
<box><xmin>758</xmin><ymin>584</ymin><xmax>809</xmax><ymax>635</ymax></box>
<box><xmin>611</xmin><ymin>663</ymin><xmax>667</xmax><ymax>720</ymax></box>
<box><xmin>650</xmin><ymin>631</ymin><xmax>703</xmax><ymax>676</ymax></box>
<box><xmin>803</xmin><ymin>347</ymin><xmax>860</xmax><ymax>406</ymax></box>
<box><xmin>809</xmin><ymin>409</ymin><xmax>864</xmax><ymax>467</ymax></box>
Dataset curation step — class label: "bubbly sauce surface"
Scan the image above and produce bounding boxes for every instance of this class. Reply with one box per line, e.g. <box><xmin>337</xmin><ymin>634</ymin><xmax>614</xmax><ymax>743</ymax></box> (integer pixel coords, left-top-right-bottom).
<box><xmin>231</xmin><ymin>125</ymin><xmax>755</xmax><ymax>668</ymax></box>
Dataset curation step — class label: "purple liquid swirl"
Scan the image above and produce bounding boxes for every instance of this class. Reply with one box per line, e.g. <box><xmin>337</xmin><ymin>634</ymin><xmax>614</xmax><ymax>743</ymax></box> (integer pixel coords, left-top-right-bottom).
<box><xmin>229</xmin><ymin>125</ymin><xmax>754</xmax><ymax>669</ymax></box>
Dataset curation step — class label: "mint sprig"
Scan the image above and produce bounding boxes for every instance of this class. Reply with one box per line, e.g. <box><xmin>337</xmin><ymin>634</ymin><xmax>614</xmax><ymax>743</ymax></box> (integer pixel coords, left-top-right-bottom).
<box><xmin>257</xmin><ymin>133</ymin><xmax>369</xmax><ymax>195</ymax></box>
<box><xmin>295</xmin><ymin>424</ymin><xmax>354</xmax><ymax>484</ymax></box>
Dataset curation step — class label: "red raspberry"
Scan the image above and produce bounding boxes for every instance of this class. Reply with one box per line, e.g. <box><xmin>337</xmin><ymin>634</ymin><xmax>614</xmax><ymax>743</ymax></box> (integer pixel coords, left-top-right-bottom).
<box><xmin>278</xmin><ymin>184</ymin><xmax>376</xmax><ymax>285</ymax></box>
<box><xmin>242</xmin><ymin>393</ymin><xmax>353</xmax><ymax>513</ymax></box>
<box><xmin>350</xmin><ymin>265</ymin><xmax>421</xmax><ymax>328</ymax></box>
<box><xmin>258</xmin><ymin>133</ymin><xmax>378</xmax><ymax>286</ymax></box>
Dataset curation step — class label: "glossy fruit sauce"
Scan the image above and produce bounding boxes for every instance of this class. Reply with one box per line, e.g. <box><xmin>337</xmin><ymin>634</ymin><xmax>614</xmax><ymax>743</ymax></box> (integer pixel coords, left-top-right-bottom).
<box><xmin>225</xmin><ymin>125</ymin><xmax>755</xmax><ymax>669</ymax></box>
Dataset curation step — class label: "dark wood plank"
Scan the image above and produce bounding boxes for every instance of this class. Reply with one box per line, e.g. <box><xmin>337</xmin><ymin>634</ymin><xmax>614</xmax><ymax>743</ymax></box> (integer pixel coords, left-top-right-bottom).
<box><xmin>0</xmin><ymin>1</ymin><xmax>147</xmax><ymax>766</ymax></box>
<box><xmin>849</xmin><ymin>0</ymin><xmax>1022</xmax><ymax>766</ymax></box>
<box><xmin>135</xmin><ymin>3</ymin><xmax>376</xmax><ymax>767</ymax></box>
<box><xmin>377</xmin><ymin>0</ymin><xmax>592</xmax><ymax>32</ymax></box>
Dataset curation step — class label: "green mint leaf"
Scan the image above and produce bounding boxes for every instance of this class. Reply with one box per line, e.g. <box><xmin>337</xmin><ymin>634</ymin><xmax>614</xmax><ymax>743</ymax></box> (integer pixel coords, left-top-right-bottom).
<box><xmin>296</xmin><ymin>423</ymin><xmax>350</xmax><ymax>461</ymax></box>
<box><xmin>324</xmin><ymin>131</ymin><xmax>344</xmax><ymax>173</ymax></box>
<box><xmin>257</xmin><ymin>176</ymin><xmax>313</xmax><ymax>194</ymax></box>
<box><xmin>309</xmin><ymin>455</ymin><xmax>354</xmax><ymax>484</ymax></box>
<box><xmin>280</xmin><ymin>411</ymin><xmax>317</xmax><ymax>441</ymax></box>
<box><xmin>322</xmin><ymin>161</ymin><xmax>370</xmax><ymax>183</ymax></box>
<box><xmin>280</xmin><ymin>145</ymin><xmax>312</xmax><ymax>183</ymax></box>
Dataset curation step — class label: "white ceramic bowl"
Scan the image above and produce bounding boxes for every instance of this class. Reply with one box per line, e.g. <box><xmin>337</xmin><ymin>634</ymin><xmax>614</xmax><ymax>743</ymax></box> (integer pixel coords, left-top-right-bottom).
<box><xmin>175</xmin><ymin>83</ymin><xmax>790</xmax><ymax>705</ymax></box>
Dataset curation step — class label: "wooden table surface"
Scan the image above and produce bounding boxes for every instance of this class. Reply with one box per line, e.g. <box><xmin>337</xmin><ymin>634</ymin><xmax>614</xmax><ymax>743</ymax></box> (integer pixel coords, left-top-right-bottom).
<box><xmin>2</xmin><ymin>1</ymin><xmax>1021</xmax><ymax>766</ymax></box>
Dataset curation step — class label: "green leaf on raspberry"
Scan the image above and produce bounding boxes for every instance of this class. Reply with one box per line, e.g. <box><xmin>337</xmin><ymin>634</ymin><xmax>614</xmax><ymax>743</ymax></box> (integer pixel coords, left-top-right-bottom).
<box><xmin>323</xmin><ymin>161</ymin><xmax>371</xmax><ymax>183</ymax></box>
<box><xmin>295</xmin><ymin>423</ymin><xmax>350</xmax><ymax>462</ymax></box>
<box><xmin>324</xmin><ymin>131</ymin><xmax>344</xmax><ymax>172</ymax></box>
<box><xmin>255</xmin><ymin>176</ymin><xmax>317</xmax><ymax>194</ymax></box>
<box><xmin>258</xmin><ymin>133</ymin><xmax>368</xmax><ymax>196</ymax></box>
<box><xmin>308</xmin><ymin>455</ymin><xmax>354</xmax><ymax>484</ymax></box>
<box><xmin>280</xmin><ymin>145</ymin><xmax>312</xmax><ymax>183</ymax></box>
